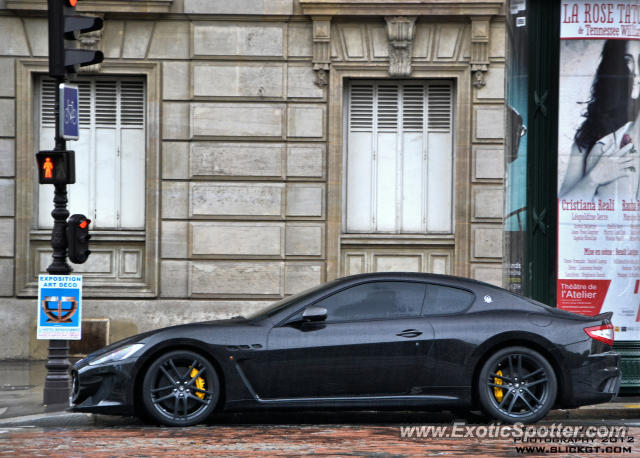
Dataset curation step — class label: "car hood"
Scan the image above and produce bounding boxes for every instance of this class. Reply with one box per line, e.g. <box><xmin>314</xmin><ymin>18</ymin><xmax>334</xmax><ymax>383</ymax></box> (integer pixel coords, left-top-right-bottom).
<box><xmin>79</xmin><ymin>316</ymin><xmax>252</xmax><ymax>364</ymax></box>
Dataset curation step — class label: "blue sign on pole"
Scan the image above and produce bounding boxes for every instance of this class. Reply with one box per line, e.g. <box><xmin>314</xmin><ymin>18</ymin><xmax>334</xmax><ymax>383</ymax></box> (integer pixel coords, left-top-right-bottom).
<box><xmin>59</xmin><ymin>83</ymin><xmax>79</xmax><ymax>141</ymax></box>
<box><xmin>37</xmin><ymin>275</ymin><xmax>83</xmax><ymax>340</ymax></box>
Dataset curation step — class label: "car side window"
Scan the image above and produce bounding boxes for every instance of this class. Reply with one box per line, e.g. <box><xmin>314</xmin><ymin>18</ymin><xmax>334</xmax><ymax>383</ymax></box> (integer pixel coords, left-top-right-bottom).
<box><xmin>313</xmin><ymin>281</ymin><xmax>426</xmax><ymax>322</ymax></box>
<box><xmin>422</xmin><ymin>284</ymin><xmax>474</xmax><ymax>316</ymax></box>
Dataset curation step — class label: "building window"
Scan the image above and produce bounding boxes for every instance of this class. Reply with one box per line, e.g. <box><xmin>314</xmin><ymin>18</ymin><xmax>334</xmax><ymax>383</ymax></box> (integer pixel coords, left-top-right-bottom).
<box><xmin>37</xmin><ymin>76</ymin><xmax>146</xmax><ymax>230</ymax></box>
<box><xmin>344</xmin><ymin>80</ymin><xmax>454</xmax><ymax>234</ymax></box>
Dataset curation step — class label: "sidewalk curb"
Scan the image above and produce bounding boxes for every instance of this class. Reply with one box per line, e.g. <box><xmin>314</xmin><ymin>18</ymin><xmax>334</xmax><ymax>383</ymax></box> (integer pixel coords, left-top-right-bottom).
<box><xmin>0</xmin><ymin>408</ymin><xmax>636</xmax><ymax>428</ymax></box>
<box><xmin>0</xmin><ymin>411</ymin><xmax>140</xmax><ymax>428</ymax></box>
<box><xmin>547</xmin><ymin>408</ymin><xmax>640</xmax><ymax>421</ymax></box>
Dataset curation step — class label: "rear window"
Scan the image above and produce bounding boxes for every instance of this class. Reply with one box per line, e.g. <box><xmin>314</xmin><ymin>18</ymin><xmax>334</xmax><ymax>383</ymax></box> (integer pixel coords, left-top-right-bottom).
<box><xmin>422</xmin><ymin>284</ymin><xmax>474</xmax><ymax>316</ymax></box>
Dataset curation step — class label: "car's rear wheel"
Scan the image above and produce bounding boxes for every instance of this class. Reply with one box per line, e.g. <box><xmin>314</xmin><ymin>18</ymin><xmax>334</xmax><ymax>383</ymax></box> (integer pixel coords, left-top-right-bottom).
<box><xmin>478</xmin><ymin>346</ymin><xmax>556</xmax><ymax>424</ymax></box>
<box><xmin>141</xmin><ymin>350</ymin><xmax>220</xmax><ymax>426</ymax></box>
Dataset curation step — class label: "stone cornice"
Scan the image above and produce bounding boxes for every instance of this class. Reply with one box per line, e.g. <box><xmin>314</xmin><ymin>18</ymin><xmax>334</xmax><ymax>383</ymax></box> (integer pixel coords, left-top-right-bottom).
<box><xmin>6</xmin><ymin>0</ymin><xmax>173</xmax><ymax>14</ymax></box>
<box><xmin>300</xmin><ymin>0</ymin><xmax>504</xmax><ymax>17</ymax></box>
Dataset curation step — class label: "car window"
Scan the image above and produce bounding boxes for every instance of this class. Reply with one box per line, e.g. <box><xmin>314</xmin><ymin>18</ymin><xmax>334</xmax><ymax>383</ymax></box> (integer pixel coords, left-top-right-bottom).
<box><xmin>313</xmin><ymin>281</ymin><xmax>426</xmax><ymax>322</ymax></box>
<box><xmin>422</xmin><ymin>284</ymin><xmax>474</xmax><ymax>315</ymax></box>
<box><xmin>243</xmin><ymin>279</ymin><xmax>341</xmax><ymax>320</ymax></box>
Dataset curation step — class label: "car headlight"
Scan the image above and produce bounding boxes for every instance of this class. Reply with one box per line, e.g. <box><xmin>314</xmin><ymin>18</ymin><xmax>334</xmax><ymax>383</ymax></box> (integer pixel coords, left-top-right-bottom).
<box><xmin>89</xmin><ymin>343</ymin><xmax>145</xmax><ymax>366</ymax></box>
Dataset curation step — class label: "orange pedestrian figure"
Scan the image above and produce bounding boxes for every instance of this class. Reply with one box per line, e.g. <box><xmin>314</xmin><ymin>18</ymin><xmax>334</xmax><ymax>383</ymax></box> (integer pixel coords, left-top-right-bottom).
<box><xmin>43</xmin><ymin>157</ymin><xmax>54</xmax><ymax>179</ymax></box>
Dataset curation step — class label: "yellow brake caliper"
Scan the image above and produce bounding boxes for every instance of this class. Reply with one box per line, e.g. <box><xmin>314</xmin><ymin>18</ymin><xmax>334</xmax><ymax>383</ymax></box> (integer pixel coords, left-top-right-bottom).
<box><xmin>190</xmin><ymin>368</ymin><xmax>206</xmax><ymax>400</ymax></box>
<box><xmin>493</xmin><ymin>369</ymin><xmax>504</xmax><ymax>402</ymax></box>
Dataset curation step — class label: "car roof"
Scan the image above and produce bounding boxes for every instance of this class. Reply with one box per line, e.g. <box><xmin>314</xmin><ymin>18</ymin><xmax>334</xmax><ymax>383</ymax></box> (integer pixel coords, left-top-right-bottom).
<box><xmin>331</xmin><ymin>272</ymin><xmax>500</xmax><ymax>290</ymax></box>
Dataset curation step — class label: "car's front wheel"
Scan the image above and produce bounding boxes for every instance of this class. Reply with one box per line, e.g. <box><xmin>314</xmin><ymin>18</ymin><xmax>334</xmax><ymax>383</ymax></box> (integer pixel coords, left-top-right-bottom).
<box><xmin>141</xmin><ymin>350</ymin><xmax>220</xmax><ymax>426</ymax></box>
<box><xmin>478</xmin><ymin>346</ymin><xmax>557</xmax><ymax>424</ymax></box>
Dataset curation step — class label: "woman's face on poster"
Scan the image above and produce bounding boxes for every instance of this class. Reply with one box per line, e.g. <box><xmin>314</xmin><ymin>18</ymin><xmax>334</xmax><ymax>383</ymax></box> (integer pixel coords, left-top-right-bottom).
<box><xmin>625</xmin><ymin>40</ymin><xmax>640</xmax><ymax>99</ymax></box>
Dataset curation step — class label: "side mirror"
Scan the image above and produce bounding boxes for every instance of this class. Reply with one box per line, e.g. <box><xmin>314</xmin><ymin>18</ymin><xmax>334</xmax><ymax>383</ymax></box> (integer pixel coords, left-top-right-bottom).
<box><xmin>302</xmin><ymin>306</ymin><xmax>327</xmax><ymax>322</ymax></box>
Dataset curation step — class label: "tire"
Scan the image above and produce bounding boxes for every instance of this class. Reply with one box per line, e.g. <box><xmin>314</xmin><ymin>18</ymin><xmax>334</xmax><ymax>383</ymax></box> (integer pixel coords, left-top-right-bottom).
<box><xmin>141</xmin><ymin>350</ymin><xmax>220</xmax><ymax>426</ymax></box>
<box><xmin>478</xmin><ymin>346</ymin><xmax>557</xmax><ymax>424</ymax></box>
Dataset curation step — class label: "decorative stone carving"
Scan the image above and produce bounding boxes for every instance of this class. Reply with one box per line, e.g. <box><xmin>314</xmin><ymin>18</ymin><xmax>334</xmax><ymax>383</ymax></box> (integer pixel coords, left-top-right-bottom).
<box><xmin>312</xmin><ymin>16</ymin><xmax>331</xmax><ymax>87</ymax></box>
<box><xmin>471</xmin><ymin>17</ymin><xmax>491</xmax><ymax>89</ymax></box>
<box><xmin>385</xmin><ymin>16</ymin><xmax>416</xmax><ymax>77</ymax></box>
<box><xmin>78</xmin><ymin>14</ymin><xmax>104</xmax><ymax>73</ymax></box>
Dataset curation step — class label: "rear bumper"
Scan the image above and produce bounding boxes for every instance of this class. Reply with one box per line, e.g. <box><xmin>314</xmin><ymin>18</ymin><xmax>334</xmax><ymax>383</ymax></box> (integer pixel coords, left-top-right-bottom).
<box><xmin>564</xmin><ymin>350</ymin><xmax>621</xmax><ymax>408</ymax></box>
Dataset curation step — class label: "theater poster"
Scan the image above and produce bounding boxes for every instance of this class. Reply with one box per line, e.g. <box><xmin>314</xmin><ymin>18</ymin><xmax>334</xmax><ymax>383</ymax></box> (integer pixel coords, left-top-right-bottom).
<box><xmin>558</xmin><ymin>0</ymin><xmax>640</xmax><ymax>340</ymax></box>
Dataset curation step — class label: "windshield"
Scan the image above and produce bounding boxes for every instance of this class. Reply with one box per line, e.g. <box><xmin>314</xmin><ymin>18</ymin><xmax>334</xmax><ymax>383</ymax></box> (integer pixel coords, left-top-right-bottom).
<box><xmin>243</xmin><ymin>279</ymin><xmax>340</xmax><ymax>320</ymax></box>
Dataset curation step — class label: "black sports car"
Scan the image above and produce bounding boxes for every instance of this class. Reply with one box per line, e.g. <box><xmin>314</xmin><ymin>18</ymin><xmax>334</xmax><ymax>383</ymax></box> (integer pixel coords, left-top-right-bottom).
<box><xmin>70</xmin><ymin>273</ymin><xmax>621</xmax><ymax>426</ymax></box>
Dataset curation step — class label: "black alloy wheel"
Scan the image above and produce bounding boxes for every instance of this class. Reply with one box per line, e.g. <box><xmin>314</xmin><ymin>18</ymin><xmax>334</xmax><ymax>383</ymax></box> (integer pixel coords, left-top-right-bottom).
<box><xmin>478</xmin><ymin>346</ymin><xmax>557</xmax><ymax>424</ymax></box>
<box><xmin>142</xmin><ymin>350</ymin><xmax>220</xmax><ymax>426</ymax></box>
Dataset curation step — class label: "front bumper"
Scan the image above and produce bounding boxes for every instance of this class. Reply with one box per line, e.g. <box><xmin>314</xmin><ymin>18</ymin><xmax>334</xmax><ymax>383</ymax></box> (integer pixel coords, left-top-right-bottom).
<box><xmin>70</xmin><ymin>358</ymin><xmax>140</xmax><ymax>416</ymax></box>
<box><xmin>564</xmin><ymin>350</ymin><xmax>621</xmax><ymax>408</ymax></box>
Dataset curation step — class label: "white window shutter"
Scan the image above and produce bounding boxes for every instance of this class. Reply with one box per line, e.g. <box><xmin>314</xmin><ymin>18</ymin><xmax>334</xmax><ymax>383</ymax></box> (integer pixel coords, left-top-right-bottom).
<box><xmin>401</xmin><ymin>84</ymin><xmax>425</xmax><ymax>232</ymax></box>
<box><xmin>375</xmin><ymin>84</ymin><xmax>399</xmax><ymax>231</ymax></box>
<box><xmin>119</xmin><ymin>80</ymin><xmax>146</xmax><ymax>229</ymax></box>
<box><xmin>37</xmin><ymin>76</ymin><xmax>146</xmax><ymax>230</ymax></box>
<box><xmin>70</xmin><ymin>82</ymin><xmax>94</xmax><ymax>223</ymax></box>
<box><xmin>346</xmin><ymin>83</ymin><xmax>375</xmax><ymax>232</ymax></box>
<box><xmin>37</xmin><ymin>80</ymin><xmax>57</xmax><ymax>229</ymax></box>
<box><xmin>426</xmin><ymin>83</ymin><xmax>453</xmax><ymax>233</ymax></box>
<box><xmin>94</xmin><ymin>80</ymin><xmax>118</xmax><ymax>228</ymax></box>
<box><xmin>345</xmin><ymin>80</ymin><xmax>454</xmax><ymax>234</ymax></box>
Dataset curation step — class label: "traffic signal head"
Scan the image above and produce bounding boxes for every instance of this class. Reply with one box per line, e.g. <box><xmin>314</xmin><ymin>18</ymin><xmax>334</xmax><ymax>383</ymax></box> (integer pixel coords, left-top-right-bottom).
<box><xmin>36</xmin><ymin>150</ymin><xmax>76</xmax><ymax>185</ymax></box>
<box><xmin>48</xmin><ymin>0</ymin><xmax>104</xmax><ymax>77</ymax></box>
<box><xmin>67</xmin><ymin>214</ymin><xmax>91</xmax><ymax>264</ymax></box>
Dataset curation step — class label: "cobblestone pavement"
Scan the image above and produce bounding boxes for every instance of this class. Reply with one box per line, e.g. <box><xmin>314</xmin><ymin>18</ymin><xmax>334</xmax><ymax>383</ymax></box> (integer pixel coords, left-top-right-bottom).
<box><xmin>1</xmin><ymin>422</ymin><xmax>639</xmax><ymax>457</ymax></box>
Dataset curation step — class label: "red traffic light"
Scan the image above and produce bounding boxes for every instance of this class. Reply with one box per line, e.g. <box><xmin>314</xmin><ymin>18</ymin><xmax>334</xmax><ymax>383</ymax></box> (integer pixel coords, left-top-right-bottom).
<box><xmin>68</xmin><ymin>214</ymin><xmax>92</xmax><ymax>264</ymax></box>
<box><xmin>49</xmin><ymin>0</ymin><xmax>104</xmax><ymax>77</ymax></box>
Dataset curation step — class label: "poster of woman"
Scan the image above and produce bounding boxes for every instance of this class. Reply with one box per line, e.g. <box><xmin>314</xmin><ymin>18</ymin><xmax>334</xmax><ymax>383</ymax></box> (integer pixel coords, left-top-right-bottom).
<box><xmin>558</xmin><ymin>0</ymin><xmax>640</xmax><ymax>341</ymax></box>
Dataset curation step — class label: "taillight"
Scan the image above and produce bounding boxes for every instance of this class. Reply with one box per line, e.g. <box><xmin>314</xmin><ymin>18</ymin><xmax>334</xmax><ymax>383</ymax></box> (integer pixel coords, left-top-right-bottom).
<box><xmin>584</xmin><ymin>323</ymin><xmax>614</xmax><ymax>346</ymax></box>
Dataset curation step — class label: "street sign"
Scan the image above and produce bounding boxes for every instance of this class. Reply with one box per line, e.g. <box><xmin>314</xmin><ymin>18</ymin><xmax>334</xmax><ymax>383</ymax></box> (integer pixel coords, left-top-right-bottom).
<box><xmin>59</xmin><ymin>83</ymin><xmax>79</xmax><ymax>140</ymax></box>
<box><xmin>37</xmin><ymin>274</ymin><xmax>82</xmax><ymax>340</ymax></box>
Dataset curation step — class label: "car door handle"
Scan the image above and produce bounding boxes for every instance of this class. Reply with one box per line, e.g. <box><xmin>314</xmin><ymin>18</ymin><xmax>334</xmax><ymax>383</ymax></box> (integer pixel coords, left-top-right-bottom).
<box><xmin>396</xmin><ymin>329</ymin><xmax>422</xmax><ymax>338</ymax></box>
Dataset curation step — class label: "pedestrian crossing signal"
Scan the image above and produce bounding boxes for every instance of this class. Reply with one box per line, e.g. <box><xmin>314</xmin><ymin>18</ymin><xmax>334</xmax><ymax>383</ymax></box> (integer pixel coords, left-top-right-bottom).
<box><xmin>36</xmin><ymin>150</ymin><xmax>76</xmax><ymax>185</ymax></box>
<box><xmin>43</xmin><ymin>157</ymin><xmax>54</xmax><ymax>179</ymax></box>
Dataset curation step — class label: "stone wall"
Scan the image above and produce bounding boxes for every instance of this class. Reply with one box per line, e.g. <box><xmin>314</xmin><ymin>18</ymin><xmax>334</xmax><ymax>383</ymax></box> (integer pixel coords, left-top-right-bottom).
<box><xmin>0</xmin><ymin>0</ymin><xmax>507</xmax><ymax>358</ymax></box>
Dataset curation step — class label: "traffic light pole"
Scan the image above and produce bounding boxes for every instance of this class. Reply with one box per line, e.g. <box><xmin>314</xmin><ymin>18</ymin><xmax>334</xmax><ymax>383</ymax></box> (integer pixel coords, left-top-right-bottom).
<box><xmin>43</xmin><ymin>74</ymin><xmax>72</xmax><ymax>407</ymax></box>
<box><xmin>42</xmin><ymin>0</ymin><xmax>103</xmax><ymax>408</ymax></box>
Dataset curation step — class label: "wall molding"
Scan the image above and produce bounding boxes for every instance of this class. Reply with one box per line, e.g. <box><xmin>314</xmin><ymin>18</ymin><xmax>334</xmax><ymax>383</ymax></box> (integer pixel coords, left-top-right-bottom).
<box><xmin>300</xmin><ymin>0</ymin><xmax>504</xmax><ymax>16</ymax></box>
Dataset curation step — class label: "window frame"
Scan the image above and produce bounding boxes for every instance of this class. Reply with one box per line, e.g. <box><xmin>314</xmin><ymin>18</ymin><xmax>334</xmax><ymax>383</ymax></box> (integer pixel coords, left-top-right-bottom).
<box><xmin>327</xmin><ymin>65</ymin><xmax>470</xmax><ymax>281</ymax></box>
<box><xmin>420</xmin><ymin>282</ymin><xmax>476</xmax><ymax>317</ymax></box>
<box><xmin>35</xmin><ymin>75</ymin><xmax>147</xmax><ymax>231</ymax></box>
<box><xmin>342</xmin><ymin>78</ymin><xmax>455</xmax><ymax>235</ymax></box>
<box><xmin>14</xmin><ymin>60</ymin><xmax>160</xmax><ymax>298</ymax></box>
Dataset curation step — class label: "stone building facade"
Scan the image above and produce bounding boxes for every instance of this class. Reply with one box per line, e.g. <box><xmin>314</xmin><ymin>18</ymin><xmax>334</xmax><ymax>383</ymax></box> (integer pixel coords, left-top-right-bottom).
<box><xmin>0</xmin><ymin>0</ymin><xmax>506</xmax><ymax>359</ymax></box>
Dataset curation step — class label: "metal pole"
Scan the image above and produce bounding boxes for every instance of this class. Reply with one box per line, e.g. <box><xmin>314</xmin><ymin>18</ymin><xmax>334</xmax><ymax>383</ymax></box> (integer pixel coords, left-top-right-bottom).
<box><xmin>43</xmin><ymin>75</ymin><xmax>72</xmax><ymax>407</ymax></box>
